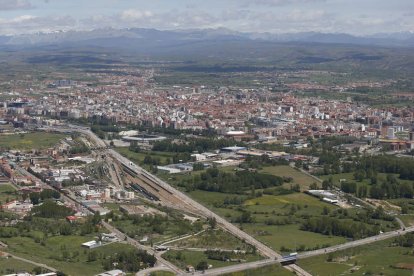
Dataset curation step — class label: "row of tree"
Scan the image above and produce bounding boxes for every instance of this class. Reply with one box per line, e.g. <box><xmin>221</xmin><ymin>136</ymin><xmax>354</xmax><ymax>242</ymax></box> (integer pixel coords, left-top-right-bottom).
<box><xmin>301</xmin><ymin>216</ymin><xmax>379</xmax><ymax>239</ymax></box>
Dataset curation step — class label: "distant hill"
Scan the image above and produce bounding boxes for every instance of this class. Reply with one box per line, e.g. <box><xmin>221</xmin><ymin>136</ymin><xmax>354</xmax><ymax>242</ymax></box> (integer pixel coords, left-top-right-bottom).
<box><xmin>0</xmin><ymin>28</ymin><xmax>413</xmax><ymax>76</ymax></box>
<box><xmin>1</xmin><ymin>28</ymin><xmax>414</xmax><ymax>49</ymax></box>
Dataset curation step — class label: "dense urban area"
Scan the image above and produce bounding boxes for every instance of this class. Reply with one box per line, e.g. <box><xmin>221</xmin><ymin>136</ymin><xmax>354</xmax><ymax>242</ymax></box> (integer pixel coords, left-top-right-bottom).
<box><xmin>0</xmin><ymin>0</ymin><xmax>413</xmax><ymax>271</ymax></box>
<box><xmin>0</xmin><ymin>42</ymin><xmax>413</xmax><ymax>276</ymax></box>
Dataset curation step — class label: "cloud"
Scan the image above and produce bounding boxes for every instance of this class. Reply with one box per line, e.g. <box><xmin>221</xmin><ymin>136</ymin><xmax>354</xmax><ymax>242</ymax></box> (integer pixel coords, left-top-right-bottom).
<box><xmin>120</xmin><ymin>9</ymin><xmax>153</xmax><ymax>21</ymax></box>
<box><xmin>0</xmin><ymin>14</ymin><xmax>76</xmax><ymax>34</ymax></box>
<box><xmin>239</xmin><ymin>0</ymin><xmax>327</xmax><ymax>7</ymax></box>
<box><xmin>80</xmin><ymin>9</ymin><xmax>219</xmax><ymax>31</ymax></box>
<box><xmin>0</xmin><ymin>1</ymin><xmax>412</xmax><ymax>36</ymax></box>
<box><xmin>0</xmin><ymin>0</ymin><xmax>33</xmax><ymax>10</ymax></box>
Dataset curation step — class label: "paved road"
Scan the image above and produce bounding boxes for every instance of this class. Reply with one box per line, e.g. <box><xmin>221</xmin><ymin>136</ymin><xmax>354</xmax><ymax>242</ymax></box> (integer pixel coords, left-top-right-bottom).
<box><xmin>109</xmin><ymin>148</ymin><xmax>280</xmax><ymax>258</ymax></box>
<box><xmin>102</xmin><ymin>221</ymin><xmax>185</xmax><ymax>275</ymax></box>
<box><xmin>5</xmin><ymin>252</ymin><xmax>57</xmax><ymax>272</ymax></box>
<box><xmin>49</xmin><ymin>125</ymin><xmax>312</xmax><ymax>276</ymax></box>
<box><xmin>395</xmin><ymin>217</ymin><xmax>406</xmax><ymax>229</ymax></box>
<box><xmin>193</xmin><ymin>259</ymin><xmax>278</xmax><ymax>276</ymax></box>
<box><xmin>14</xmin><ymin>164</ymin><xmax>92</xmax><ymax>215</ymax></box>
<box><xmin>298</xmin><ymin>225</ymin><xmax>414</xmax><ymax>259</ymax></box>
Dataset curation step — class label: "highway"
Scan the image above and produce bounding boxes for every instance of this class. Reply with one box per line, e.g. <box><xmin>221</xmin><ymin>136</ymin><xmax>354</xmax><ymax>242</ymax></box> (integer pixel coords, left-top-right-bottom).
<box><xmin>33</xmin><ymin>125</ymin><xmax>414</xmax><ymax>276</ymax></box>
<box><xmin>102</xmin><ymin>221</ymin><xmax>185</xmax><ymax>275</ymax></box>
<box><xmin>298</xmin><ymin>226</ymin><xmax>414</xmax><ymax>259</ymax></box>
<box><xmin>46</xmin><ymin>125</ymin><xmax>312</xmax><ymax>275</ymax></box>
<box><xmin>49</xmin><ymin>125</ymin><xmax>282</xmax><ymax>258</ymax></box>
<box><xmin>109</xmin><ymin>147</ymin><xmax>281</xmax><ymax>258</ymax></box>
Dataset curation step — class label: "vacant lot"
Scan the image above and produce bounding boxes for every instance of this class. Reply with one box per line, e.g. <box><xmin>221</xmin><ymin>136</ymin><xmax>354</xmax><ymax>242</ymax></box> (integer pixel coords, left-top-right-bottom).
<box><xmin>298</xmin><ymin>238</ymin><xmax>414</xmax><ymax>276</ymax></box>
<box><xmin>0</xmin><ymin>132</ymin><xmax>66</xmax><ymax>150</ymax></box>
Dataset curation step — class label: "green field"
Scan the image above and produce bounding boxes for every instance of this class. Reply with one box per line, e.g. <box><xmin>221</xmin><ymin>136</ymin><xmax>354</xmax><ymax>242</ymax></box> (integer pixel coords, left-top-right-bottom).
<box><xmin>2</xmin><ymin>234</ymin><xmax>136</xmax><ymax>275</ymax></box>
<box><xmin>298</xmin><ymin>238</ymin><xmax>414</xmax><ymax>276</ymax></box>
<box><xmin>261</xmin><ymin>166</ymin><xmax>317</xmax><ymax>190</ymax></box>
<box><xmin>169</xmin><ymin>229</ymin><xmax>254</xmax><ymax>251</ymax></box>
<box><xmin>0</xmin><ymin>184</ymin><xmax>18</xmax><ymax>203</ymax></box>
<box><xmin>0</xmin><ymin>132</ymin><xmax>66</xmax><ymax>150</ymax></box>
<box><xmin>188</xmin><ymin>191</ymin><xmax>348</xmax><ymax>252</ymax></box>
<box><xmin>243</xmin><ymin>224</ymin><xmax>346</xmax><ymax>253</ymax></box>
<box><xmin>223</xmin><ymin>264</ymin><xmax>294</xmax><ymax>276</ymax></box>
<box><xmin>115</xmin><ymin>147</ymin><xmax>175</xmax><ymax>166</ymax></box>
<box><xmin>397</xmin><ymin>215</ymin><xmax>414</xmax><ymax>227</ymax></box>
<box><xmin>110</xmin><ymin>210</ymin><xmax>201</xmax><ymax>244</ymax></box>
<box><xmin>163</xmin><ymin>249</ymin><xmax>262</xmax><ymax>271</ymax></box>
<box><xmin>0</xmin><ymin>257</ymin><xmax>37</xmax><ymax>275</ymax></box>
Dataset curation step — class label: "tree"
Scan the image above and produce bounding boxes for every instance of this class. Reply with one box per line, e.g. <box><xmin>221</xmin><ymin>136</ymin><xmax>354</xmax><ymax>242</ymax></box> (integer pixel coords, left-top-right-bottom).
<box><xmin>32</xmin><ymin>267</ymin><xmax>43</xmax><ymax>275</ymax></box>
<box><xmin>290</xmin><ymin>183</ymin><xmax>301</xmax><ymax>192</ymax></box>
<box><xmin>196</xmin><ymin>260</ymin><xmax>209</xmax><ymax>271</ymax></box>
<box><xmin>92</xmin><ymin>213</ymin><xmax>101</xmax><ymax>225</ymax></box>
<box><xmin>354</xmin><ymin>170</ymin><xmax>365</xmax><ymax>182</ymax></box>
<box><xmin>399</xmin><ymin>182</ymin><xmax>413</xmax><ymax>198</ymax></box>
<box><xmin>208</xmin><ymin>217</ymin><xmax>217</xmax><ymax>229</ymax></box>
<box><xmin>340</xmin><ymin>182</ymin><xmax>357</xmax><ymax>194</ymax></box>
<box><xmin>31</xmin><ymin>200</ymin><xmax>73</xmax><ymax>218</ymax></box>
<box><xmin>310</xmin><ymin>182</ymin><xmax>319</xmax><ymax>190</ymax></box>
<box><xmin>193</xmin><ymin>163</ymin><xmax>204</xmax><ymax>171</ymax></box>
<box><xmin>87</xmin><ymin>251</ymin><xmax>97</xmax><ymax>262</ymax></box>
<box><xmin>129</xmin><ymin>141</ymin><xmax>141</xmax><ymax>152</ymax></box>
<box><xmin>322</xmin><ymin>206</ymin><xmax>329</xmax><ymax>215</ymax></box>
<box><xmin>29</xmin><ymin>192</ymin><xmax>40</xmax><ymax>205</ymax></box>
<box><xmin>295</xmin><ymin>160</ymin><xmax>303</xmax><ymax>169</ymax></box>
<box><xmin>322</xmin><ymin>179</ymin><xmax>333</xmax><ymax>190</ymax></box>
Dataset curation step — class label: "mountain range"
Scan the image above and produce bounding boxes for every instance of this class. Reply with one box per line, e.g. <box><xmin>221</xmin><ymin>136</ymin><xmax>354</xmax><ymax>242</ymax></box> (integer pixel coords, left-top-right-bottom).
<box><xmin>1</xmin><ymin>28</ymin><xmax>414</xmax><ymax>49</ymax></box>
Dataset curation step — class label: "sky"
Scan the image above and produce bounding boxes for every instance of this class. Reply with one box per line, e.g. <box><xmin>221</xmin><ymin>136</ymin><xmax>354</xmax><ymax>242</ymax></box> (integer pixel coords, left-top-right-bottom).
<box><xmin>0</xmin><ymin>0</ymin><xmax>413</xmax><ymax>35</ymax></box>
